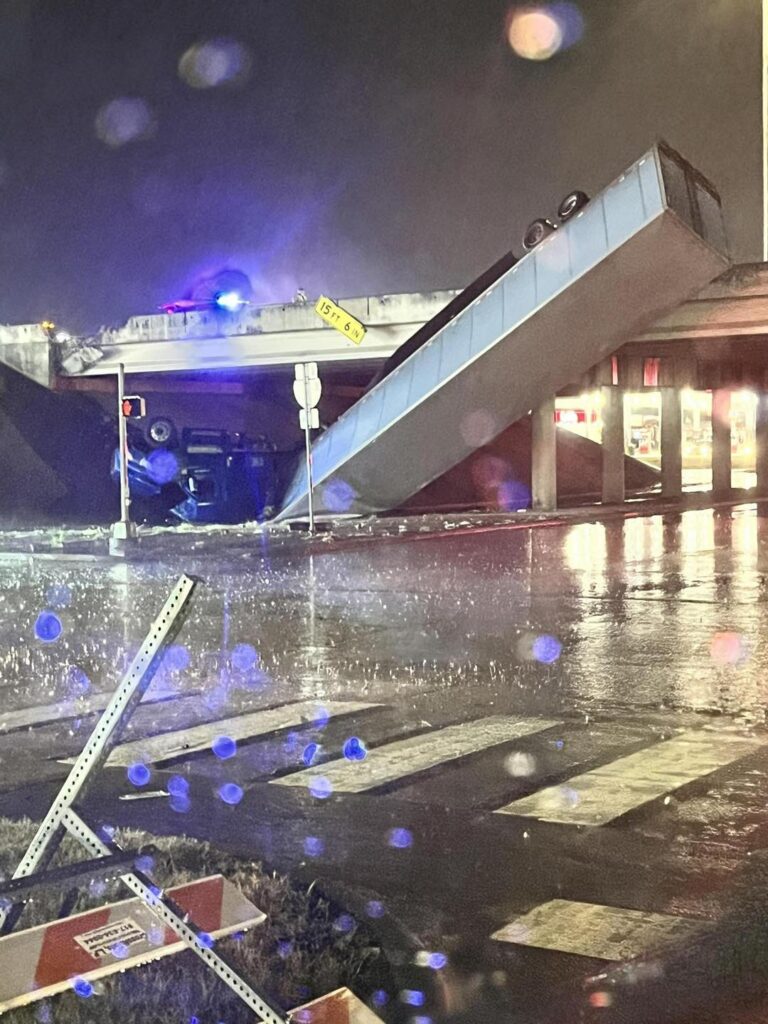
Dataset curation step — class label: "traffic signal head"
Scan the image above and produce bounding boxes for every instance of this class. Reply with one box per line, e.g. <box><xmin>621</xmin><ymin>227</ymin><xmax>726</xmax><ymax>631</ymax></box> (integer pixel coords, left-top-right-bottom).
<box><xmin>121</xmin><ymin>395</ymin><xmax>146</xmax><ymax>418</ymax></box>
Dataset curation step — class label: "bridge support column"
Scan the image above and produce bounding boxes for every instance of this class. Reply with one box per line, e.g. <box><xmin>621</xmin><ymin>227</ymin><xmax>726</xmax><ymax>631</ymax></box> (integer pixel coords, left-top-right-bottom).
<box><xmin>756</xmin><ymin>393</ymin><xmax>768</xmax><ymax>496</ymax></box>
<box><xmin>660</xmin><ymin>387</ymin><xmax>682</xmax><ymax>499</ymax></box>
<box><xmin>601</xmin><ymin>386</ymin><xmax>625</xmax><ymax>505</ymax></box>
<box><xmin>711</xmin><ymin>388</ymin><xmax>732</xmax><ymax>497</ymax></box>
<box><xmin>531</xmin><ymin>397</ymin><xmax>557</xmax><ymax>511</ymax></box>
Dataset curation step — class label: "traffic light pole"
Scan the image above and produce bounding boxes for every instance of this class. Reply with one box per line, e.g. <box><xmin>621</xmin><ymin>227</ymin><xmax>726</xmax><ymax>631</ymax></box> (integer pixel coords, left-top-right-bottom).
<box><xmin>110</xmin><ymin>362</ymin><xmax>137</xmax><ymax>552</ymax></box>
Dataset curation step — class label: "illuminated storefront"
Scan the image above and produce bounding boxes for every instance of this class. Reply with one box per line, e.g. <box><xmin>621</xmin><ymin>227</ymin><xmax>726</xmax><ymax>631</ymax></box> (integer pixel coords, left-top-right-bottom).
<box><xmin>554</xmin><ymin>390</ymin><xmax>758</xmax><ymax>479</ymax></box>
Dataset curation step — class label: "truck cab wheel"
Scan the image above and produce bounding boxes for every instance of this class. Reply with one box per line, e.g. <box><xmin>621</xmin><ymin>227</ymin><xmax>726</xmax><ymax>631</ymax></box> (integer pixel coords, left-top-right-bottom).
<box><xmin>147</xmin><ymin>416</ymin><xmax>177</xmax><ymax>448</ymax></box>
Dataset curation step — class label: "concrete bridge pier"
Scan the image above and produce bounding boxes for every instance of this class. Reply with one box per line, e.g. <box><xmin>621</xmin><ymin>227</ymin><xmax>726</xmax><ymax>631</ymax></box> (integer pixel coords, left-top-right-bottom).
<box><xmin>531</xmin><ymin>397</ymin><xmax>557</xmax><ymax>512</ymax></box>
<box><xmin>756</xmin><ymin>393</ymin><xmax>768</xmax><ymax>496</ymax></box>
<box><xmin>601</xmin><ymin>385</ymin><xmax>625</xmax><ymax>505</ymax></box>
<box><xmin>660</xmin><ymin>387</ymin><xmax>683</xmax><ymax>499</ymax></box>
<box><xmin>712</xmin><ymin>388</ymin><xmax>732</xmax><ymax>497</ymax></box>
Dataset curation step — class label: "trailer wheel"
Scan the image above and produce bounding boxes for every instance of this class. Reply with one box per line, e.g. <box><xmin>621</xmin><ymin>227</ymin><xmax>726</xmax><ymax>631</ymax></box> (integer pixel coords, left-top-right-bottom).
<box><xmin>557</xmin><ymin>190</ymin><xmax>590</xmax><ymax>222</ymax></box>
<box><xmin>523</xmin><ymin>218</ymin><xmax>557</xmax><ymax>250</ymax></box>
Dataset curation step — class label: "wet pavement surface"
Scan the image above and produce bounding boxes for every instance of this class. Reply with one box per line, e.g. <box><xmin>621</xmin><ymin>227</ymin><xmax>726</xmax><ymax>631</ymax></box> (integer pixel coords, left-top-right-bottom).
<box><xmin>3</xmin><ymin>504</ymin><xmax>768</xmax><ymax>1022</ymax></box>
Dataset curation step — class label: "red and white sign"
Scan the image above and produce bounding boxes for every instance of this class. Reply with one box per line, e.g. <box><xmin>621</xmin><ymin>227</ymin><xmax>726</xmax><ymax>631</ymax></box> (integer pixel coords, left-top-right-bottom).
<box><xmin>0</xmin><ymin>874</ymin><xmax>265</xmax><ymax>1012</ymax></box>
<box><xmin>291</xmin><ymin>987</ymin><xmax>385</xmax><ymax>1024</ymax></box>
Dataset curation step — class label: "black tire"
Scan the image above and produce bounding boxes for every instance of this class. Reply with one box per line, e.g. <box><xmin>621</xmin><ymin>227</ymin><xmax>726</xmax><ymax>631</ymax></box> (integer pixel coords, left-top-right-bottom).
<box><xmin>146</xmin><ymin>416</ymin><xmax>177</xmax><ymax>448</ymax></box>
<box><xmin>558</xmin><ymin>190</ymin><xmax>590</xmax><ymax>222</ymax></box>
<box><xmin>523</xmin><ymin>218</ymin><xmax>557</xmax><ymax>250</ymax></box>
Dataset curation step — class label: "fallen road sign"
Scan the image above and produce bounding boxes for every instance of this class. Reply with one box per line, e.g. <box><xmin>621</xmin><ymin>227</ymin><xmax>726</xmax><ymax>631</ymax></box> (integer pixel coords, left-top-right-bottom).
<box><xmin>314</xmin><ymin>296</ymin><xmax>366</xmax><ymax>345</ymax></box>
<box><xmin>0</xmin><ymin>874</ymin><xmax>265</xmax><ymax>1012</ymax></box>
<box><xmin>291</xmin><ymin>986</ymin><xmax>385</xmax><ymax>1024</ymax></box>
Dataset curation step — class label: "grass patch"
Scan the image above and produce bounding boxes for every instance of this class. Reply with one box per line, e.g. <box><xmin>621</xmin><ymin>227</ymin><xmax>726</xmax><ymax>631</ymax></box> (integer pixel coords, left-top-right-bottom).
<box><xmin>0</xmin><ymin>818</ymin><xmax>390</xmax><ymax>1023</ymax></box>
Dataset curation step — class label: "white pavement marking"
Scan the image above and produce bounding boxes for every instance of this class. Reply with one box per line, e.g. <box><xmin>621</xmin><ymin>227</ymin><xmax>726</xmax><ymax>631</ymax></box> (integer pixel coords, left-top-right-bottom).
<box><xmin>271</xmin><ymin>715</ymin><xmax>560</xmax><ymax>794</ymax></box>
<box><xmin>491</xmin><ymin>899</ymin><xmax>702</xmax><ymax>960</ymax></box>
<box><xmin>0</xmin><ymin>690</ymin><xmax>191</xmax><ymax>734</ymax></box>
<box><xmin>495</xmin><ymin>729</ymin><xmax>765</xmax><ymax>826</ymax></box>
<box><xmin>89</xmin><ymin>700</ymin><xmax>379</xmax><ymax>767</ymax></box>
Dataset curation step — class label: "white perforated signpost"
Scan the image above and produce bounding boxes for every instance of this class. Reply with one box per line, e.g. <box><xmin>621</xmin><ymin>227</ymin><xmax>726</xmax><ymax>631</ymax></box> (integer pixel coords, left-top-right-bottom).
<box><xmin>293</xmin><ymin>362</ymin><xmax>321</xmax><ymax>533</ymax></box>
<box><xmin>0</xmin><ymin>574</ymin><xmax>382</xmax><ymax>1024</ymax></box>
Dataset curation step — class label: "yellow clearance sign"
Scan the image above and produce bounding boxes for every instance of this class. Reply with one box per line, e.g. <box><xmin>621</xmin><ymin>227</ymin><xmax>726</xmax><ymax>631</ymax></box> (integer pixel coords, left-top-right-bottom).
<box><xmin>314</xmin><ymin>295</ymin><xmax>366</xmax><ymax>345</ymax></box>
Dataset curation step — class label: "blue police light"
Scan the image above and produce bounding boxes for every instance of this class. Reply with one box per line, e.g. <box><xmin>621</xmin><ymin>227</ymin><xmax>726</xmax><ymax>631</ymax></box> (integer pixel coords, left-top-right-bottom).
<box><xmin>214</xmin><ymin>290</ymin><xmax>243</xmax><ymax>312</ymax></box>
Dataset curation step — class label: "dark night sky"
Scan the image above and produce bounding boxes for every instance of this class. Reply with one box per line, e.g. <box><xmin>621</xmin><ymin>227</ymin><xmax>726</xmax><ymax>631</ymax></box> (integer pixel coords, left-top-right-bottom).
<box><xmin>0</xmin><ymin>0</ymin><xmax>760</xmax><ymax>332</ymax></box>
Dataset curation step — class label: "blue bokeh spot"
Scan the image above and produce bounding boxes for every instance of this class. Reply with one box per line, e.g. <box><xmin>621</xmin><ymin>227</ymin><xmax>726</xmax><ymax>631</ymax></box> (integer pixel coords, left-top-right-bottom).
<box><xmin>231</xmin><ymin>643</ymin><xmax>259</xmax><ymax>671</ymax></box>
<box><xmin>212</xmin><ymin>735</ymin><xmax>237</xmax><ymax>760</ymax></box>
<box><xmin>167</xmin><ymin>775</ymin><xmax>189</xmax><ymax>797</ymax></box>
<box><xmin>64</xmin><ymin>666</ymin><xmax>90</xmax><ymax>696</ymax></box>
<box><xmin>312</xmin><ymin>706</ymin><xmax>330</xmax><ymax>729</ymax></box>
<box><xmin>343</xmin><ymin>736</ymin><xmax>367</xmax><ymax>761</ymax></box>
<box><xmin>388</xmin><ymin>827</ymin><xmax>413</xmax><ymax>849</ymax></box>
<box><xmin>218</xmin><ymin>782</ymin><xmax>243</xmax><ymax>805</ymax></box>
<box><xmin>170</xmin><ymin>792</ymin><xmax>192</xmax><ymax>813</ymax></box>
<box><xmin>401</xmin><ymin>989</ymin><xmax>426</xmax><ymax>1007</ymax></box>
<box><xmin>145</xmin><ymin>447</ymin><xmax>180</xmax><ymax>485</ymax></box>
<box><xmin>532</xmin><ymin>634</ymin><xmax>562</xmax><ymax>664</ymax></box>
<box><xmin>127</xmin><ymin>762</ymin><xmax>151</xmax><ymax>787</ymax></box>
<box><xmin>34</xmin><ymin>611</ymin><xmax>62</xmax><ymax>643</ymax></box>
<box><xmin>302</xmin><ymin>742</ymin><xmax>320</xmax><ymax>766</ymax></box>
<box><xmin>304</xmin><ymin>836</ymin><xmax>324</xmax><ymax>857</ymax></box>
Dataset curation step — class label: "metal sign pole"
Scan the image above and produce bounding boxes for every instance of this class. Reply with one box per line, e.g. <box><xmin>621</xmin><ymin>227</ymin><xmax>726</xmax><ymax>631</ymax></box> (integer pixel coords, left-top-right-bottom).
<box><xmin>293</xmin><ymin>362</ymin><xmax>320</xmax><ymax>533</ymax></box>
<box><xmin>0</xmin><ymin>574</ymin><xmax>197</xmax><ymax>934</ymax></box>
<box><xmin>117</xmin><ymin>362</ymin><xmax>130</xmax><ymax>530</ymax></box>
<box><xmin>303</xmin><ymin>368</ymin><xmax>316</xmax><ymax>535</ymax></box>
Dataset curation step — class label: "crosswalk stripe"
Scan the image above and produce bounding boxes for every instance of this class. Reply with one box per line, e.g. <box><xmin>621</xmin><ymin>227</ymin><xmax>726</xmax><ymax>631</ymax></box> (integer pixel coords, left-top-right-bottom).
<box><xmin>494</xmin><ymin>728</ymin><xmax>764</xmax><ymax>826</ymax></box>
<box><xmin>0</xmin><ymin>690</ymin><xmax>191</xmax><ymax>734</ymax></box>
<box><xmin>95</xmin><ymin>700</ymin><xmax>380</xmax><ymax>767</ymax></box>
<box><xmin>270</xmin><ymin>715</ymin><xmax>560</xmax><ymax>794</ymax></box>
<box><xmin>491</xmin><ymin>899</ymin><xmax>701</xmax><ymax>960</ymax></box>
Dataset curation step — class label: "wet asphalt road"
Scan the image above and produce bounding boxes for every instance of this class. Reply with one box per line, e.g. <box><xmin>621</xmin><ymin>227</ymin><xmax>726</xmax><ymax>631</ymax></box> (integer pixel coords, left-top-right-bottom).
<box><xmin>3</xmin><ymin>505</ymin><xmax>768</xmax><ymax>1022</ymax></box>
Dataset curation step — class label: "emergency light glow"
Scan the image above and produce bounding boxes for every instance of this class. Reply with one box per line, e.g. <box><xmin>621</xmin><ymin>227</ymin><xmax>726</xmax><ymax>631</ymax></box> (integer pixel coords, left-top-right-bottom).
<box><xmin>214</xmin><ymin>290</ymin><xmax>243</xmax><ymax>312</ymax></box>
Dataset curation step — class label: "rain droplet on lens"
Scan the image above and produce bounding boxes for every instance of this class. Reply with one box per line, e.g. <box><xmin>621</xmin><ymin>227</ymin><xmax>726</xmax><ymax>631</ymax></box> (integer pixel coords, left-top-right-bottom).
<box><xmin>218</xmin><ymin>782</ymin><xmax>243</xmax><ymax>805</ymax></box>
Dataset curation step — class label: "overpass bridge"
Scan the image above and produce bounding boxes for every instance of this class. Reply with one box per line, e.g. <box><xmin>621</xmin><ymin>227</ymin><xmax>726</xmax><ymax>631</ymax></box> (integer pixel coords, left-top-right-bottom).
<box><xmin>10</xmin><ymin>142</ymin><xmax>768</xmax><ymax>521</ymax></box>
<box><xmin>0</xmin><ymin>291</ymin><xmax>461</xmax><ymax>388</ymax></box>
